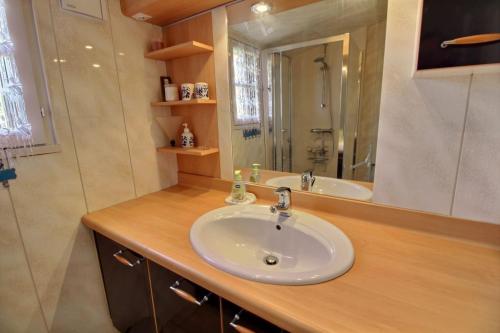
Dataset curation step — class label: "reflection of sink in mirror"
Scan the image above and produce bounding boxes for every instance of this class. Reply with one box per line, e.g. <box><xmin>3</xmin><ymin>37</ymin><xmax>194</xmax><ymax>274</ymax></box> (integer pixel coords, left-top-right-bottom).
<box><xmin>190</xmin><ymin>205</ymin><xmax>355</xmax><ymax>285</ymax></box>
<box><xmin>265</xmin><ymin>176</ymin><xmax>373</xmax><ymax>201</ymax></box>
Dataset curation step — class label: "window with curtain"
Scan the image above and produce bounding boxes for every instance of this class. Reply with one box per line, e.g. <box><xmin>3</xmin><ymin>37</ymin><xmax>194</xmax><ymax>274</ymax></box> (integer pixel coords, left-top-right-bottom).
<box><xmin>231</xmin><ymin>39</ymin><xmax>261</xmax><ymax>126</ymax></box>
<box><xmin>0</xmin><ymin>0</ymin><xmax>51</xmax><ymax>153</ymax></box>
<box><xmin>0</xmin><ymin>0</ymin><xmax>31</xmax><ymax>149</ymax></box>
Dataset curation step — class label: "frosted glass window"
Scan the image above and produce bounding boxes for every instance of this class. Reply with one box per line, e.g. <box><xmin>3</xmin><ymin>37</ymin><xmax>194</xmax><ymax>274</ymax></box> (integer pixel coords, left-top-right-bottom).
<box><xmin>231</xmin><ymin>40</ymin><xmax>261</xmax><ymax>125</ymax></box>
<box><xmin>0</xmin><ymin>0</ymin><xmax>31</xmax><ymax>148</ymax></box>
<box><xmin>0</xmin><ymin>0</ymin><xmax>50</xmax><ymax>150</ymax></box>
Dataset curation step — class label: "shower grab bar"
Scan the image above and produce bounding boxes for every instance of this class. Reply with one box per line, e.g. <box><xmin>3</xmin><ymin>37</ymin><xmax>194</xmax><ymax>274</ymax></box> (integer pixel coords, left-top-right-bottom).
<box><xmin>310</xmin><ymin>128</ymin><xmax>333</xmax><ymax>133</ymax></box>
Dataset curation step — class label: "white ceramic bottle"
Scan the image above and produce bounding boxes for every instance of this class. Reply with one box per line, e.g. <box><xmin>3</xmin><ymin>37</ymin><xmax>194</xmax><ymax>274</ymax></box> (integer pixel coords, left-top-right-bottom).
<box><xmin>181</xmin><ymin>123</ymin><xmax>194</xmax><ymax>148</ymax></box>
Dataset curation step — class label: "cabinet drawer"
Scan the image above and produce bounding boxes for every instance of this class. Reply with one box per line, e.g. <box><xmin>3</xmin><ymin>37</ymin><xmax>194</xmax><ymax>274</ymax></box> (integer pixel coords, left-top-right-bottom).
<box><xmin>94</xmin><ymin>232</ymin><xmax>155</xmax><ymax>333</ymax></box>
<box><xmin>149</xmin><ymin>261</ymin><xmax>221</xmax><ymax>333</ymax></box>
<box><xmin>222</xmin><ymin>299</ymin><xmax>287</xmax><ymax>333</ymax></box>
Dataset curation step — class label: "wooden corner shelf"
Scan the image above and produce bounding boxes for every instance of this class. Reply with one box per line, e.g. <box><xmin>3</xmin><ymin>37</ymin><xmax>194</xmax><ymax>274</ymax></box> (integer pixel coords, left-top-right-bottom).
<box><xmin>156</xmin><ymin>146</ymin><xmax>219</xmax><ymax>156</ymax></box>
<box><xmin>151</xmin><ymin>99</ymin><xmax>216</xmax><ymax>107</ymax></box>
<box><xmin>145</xmin><ymin>41</ymin><xmax>213</xmax><ymax>61</ymax></box>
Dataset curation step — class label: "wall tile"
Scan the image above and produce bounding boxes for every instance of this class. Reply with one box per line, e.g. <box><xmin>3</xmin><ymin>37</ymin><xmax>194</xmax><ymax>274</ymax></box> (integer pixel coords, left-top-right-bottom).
<box><xmin>373</xmin><ymin>0</ymin><xmax>470</xmax><ymax>215</ymax></box>
<box><xmin>0</xmin><ymin>189</ymin><xmax>47</xmax><ymax>333</ymax></box>
<box><xmin>10</xmin><ymin>151</ymin><xmax>115</xmax><ymax>332</ymax></box>
<box><xmin>108</xmin><ymin>0</ymin><xmax>177</xmax><ymax>196</ymax></box>
<box><xmin>0</xmin><ymin>0</ymin><xmax>176</xmax><ymax>331</ymax></box>
<box><xmin>5</xmin><ymin>1</ymin><xmax>116</xmax><ymax>331</ymax></box>
<box><xmin>452</xmin><ymin>73</ymin><xmax>500</xmax><ymax>224</ymax></box>
<box><xmin>50</xmin><ymin>0</ymin><xmax>136</xmax><ymax>211</ymax></box>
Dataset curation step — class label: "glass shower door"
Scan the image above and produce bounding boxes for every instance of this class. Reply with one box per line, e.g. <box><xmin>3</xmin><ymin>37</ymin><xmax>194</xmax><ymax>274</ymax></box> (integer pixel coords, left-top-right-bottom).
<box><xmin>271</xmin><ymin>52</ymin><xmax>292</xmax><ymax>172</ymax></box>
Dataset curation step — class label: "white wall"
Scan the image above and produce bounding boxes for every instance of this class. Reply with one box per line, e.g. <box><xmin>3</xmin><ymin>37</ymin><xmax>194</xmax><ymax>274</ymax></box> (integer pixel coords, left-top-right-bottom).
<box><xmin>373</xmin><ymin>0</ymin><xmax>500</xmax><ymax>224</ymax></box>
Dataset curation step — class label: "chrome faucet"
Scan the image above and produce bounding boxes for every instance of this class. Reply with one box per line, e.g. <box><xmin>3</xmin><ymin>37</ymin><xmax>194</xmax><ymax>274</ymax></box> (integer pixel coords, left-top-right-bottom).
<box><xmin>270</xmin><ymin>187</ymin><xmax>292</xmax><ymax>216</ymax></box>
<box><xmin>301</xmin><ymin>170</ymin><xmax>315</xmax><ymax>191</ymax></box>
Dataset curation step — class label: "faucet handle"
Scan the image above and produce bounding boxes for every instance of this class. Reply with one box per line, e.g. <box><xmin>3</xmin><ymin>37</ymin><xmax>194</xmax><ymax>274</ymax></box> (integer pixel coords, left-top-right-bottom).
<box><xmin>302</xmin><ymin>169</ymin><xmax>313</xmax><ymax>177</ymax></box>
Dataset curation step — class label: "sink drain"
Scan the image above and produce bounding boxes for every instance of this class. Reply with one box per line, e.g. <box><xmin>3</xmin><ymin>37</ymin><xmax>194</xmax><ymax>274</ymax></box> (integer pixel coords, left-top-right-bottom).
<box><xmin>264</xmin><ymin>255</ymin><xmax>279</xmax><ymax>266</ymax></box>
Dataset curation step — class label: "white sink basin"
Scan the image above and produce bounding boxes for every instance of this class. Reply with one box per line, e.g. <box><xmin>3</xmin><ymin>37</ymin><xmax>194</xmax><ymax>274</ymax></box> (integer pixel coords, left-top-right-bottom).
<box><xmin>265</xmin><ymin>176</ymin><xmax>372</xmax><ymax>201</ymax></box>
<box><xmin>190</xmin><ymin>205</ymin><xmax>354</xmax><ymax>285</ymax></box>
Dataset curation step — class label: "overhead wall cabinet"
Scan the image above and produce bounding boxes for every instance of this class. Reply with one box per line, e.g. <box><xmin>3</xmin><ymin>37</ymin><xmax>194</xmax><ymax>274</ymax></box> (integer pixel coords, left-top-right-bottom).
<box><xmin>413</xmin><ymin>0</ymin><xmax>500</xmax><ymax>77</ymax></box>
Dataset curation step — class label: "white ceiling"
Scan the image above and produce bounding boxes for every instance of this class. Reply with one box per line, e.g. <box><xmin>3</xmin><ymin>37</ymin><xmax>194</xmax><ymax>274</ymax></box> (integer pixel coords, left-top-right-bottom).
<box><xmin>229</xmin><ymin>0</ymin><xmax>387</xmax><ymax>48</ymax></box>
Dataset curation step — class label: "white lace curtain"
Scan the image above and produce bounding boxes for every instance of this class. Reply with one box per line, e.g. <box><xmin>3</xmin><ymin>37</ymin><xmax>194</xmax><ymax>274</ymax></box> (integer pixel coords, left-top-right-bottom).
<box><xmin>0</xmin><ymin>0</ymin><xmax>31</xmax><ymax>149</ymax></box>
<box><xmin>231</xmin><ymin>39</ymin><xmax>261</xmax><ymax>126</ymax></box>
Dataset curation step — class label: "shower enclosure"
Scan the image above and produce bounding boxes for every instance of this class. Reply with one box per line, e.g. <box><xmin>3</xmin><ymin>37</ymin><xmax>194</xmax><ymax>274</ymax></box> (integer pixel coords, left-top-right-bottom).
<box><xmin>261</xmin><ymin>33</ymin><xmax>373</xmax><ymax>181</ymax></box>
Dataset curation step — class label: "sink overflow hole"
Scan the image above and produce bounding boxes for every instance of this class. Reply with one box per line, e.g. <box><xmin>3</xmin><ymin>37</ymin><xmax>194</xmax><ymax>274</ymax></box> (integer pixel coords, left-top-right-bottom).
<box><xmin>276</xmin><ymin>225</ymin><xmax>282</xmax><ymax>230</ymax></box>
<box><xmin>264</xmin><ymin>255</ymin><xmax>279</xmax><ymax>266</ymax></box>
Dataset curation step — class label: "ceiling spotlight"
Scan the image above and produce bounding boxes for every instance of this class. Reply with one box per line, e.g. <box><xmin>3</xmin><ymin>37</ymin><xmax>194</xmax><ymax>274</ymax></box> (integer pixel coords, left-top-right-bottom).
<box><xmin>251</xmin><ymin>2</ymin><xmax>271</xmax><ymax>14</ymax></box>
<box><xmin>85</xmin><ymin>45</ymin><xmax>93</xmax><ymax>50</ymax></box>
<box><xmin>92</xmin><ymin>63</ymin><xmax>101</xmax><ymax>68</ymax></box>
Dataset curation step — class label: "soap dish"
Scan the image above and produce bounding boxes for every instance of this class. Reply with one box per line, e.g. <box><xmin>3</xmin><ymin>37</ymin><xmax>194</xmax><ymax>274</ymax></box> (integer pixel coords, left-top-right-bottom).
<box><xmin>225</xmin><ymin>192</ymin><xmax>256</xmax><ymax>205</ymax></box>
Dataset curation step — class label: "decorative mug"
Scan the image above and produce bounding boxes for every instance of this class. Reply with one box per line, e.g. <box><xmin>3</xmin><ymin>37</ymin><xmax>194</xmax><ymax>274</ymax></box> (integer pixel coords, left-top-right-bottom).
<box><xmin>180</xmin><ymin>83</ymin><xmax>194</xmax><ymax>100</ymax></box>
<box><xmin>194</xmin><ymin>82</ymin><xmax>209</xmax><ymax>99</ymax></box>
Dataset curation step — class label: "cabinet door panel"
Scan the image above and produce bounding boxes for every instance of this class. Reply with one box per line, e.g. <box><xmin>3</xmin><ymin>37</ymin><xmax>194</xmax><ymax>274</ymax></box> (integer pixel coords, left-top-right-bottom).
<box><xmin>149</xmin><ymin>261</ymin><xmax>221</xmax><ymax>333</ymax></box>
<box><xmin>94</xmin><ymin>232</ymin><xmax>156</xmax><ymax>333</ymax></box>
<box><xmin>417</xmin><ymin>0</ymin><xmax>500</xmax><ymax>70</ymax></box>
<box><xmin>222</xmin><ymin>299</ymin><xmax>287</xmax><ymax>333</ymax></box>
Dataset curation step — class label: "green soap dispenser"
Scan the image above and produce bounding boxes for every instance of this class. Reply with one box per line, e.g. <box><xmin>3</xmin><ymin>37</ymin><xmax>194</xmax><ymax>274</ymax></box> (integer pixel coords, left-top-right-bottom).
<box><xmin>231</xmin><ymin>170</ymin><xmax>246</xmax><ymax>201</ymax></box>
<box><xmin>249</xmin><ymin>163</ymin><xmax>261</xmax><ymax>183</ymax></box>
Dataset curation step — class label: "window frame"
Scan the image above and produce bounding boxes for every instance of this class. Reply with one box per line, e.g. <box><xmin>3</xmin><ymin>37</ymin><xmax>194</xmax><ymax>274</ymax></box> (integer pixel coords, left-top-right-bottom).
<box><xmin>1</xmin><ymin>0</ymin><xmax>58</xmax><ymax>154</ymax></box>
<box><xmin>229</xmin><ymin>38</ymin><xmax>263</xmax><ymax>127</ymax></box>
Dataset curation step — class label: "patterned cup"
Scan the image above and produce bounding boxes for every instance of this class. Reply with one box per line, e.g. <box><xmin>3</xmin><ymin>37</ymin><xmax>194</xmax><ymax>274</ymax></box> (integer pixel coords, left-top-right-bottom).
<box><xmin>194</xmin><ymin>82</ymin><xmax>209</xmax><ymax>99</ymax></box>
<box><xmin>180</xmin><ymin>83</ymin><xmax>194</xmax><ymax>100</ymax></box>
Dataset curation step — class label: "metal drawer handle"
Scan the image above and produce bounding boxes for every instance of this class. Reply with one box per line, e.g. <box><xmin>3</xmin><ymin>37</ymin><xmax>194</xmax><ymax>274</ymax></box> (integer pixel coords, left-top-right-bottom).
<box><xmin>441</xmin><ymin>33</ymin><xmax>500</xmax><ymax>48</ymax></box>
<box><xmin>113</xmin><ymin>249</ymin><xmax>143</xmax><ymax>267</ymax></box>
<box><xmin>169</xmin><ymin>279</ymin><xmax>211</xmax><ymax>306</ymax></box>
<box><xmin>230</xmin><ymin>310</ymin><xmax>256</xmax><ymax>333</ymax></box>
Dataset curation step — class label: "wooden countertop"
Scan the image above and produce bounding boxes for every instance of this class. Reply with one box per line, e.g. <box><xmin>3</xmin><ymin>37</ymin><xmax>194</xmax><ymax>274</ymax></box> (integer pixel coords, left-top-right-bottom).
<box><xmin>82</xmin><ymin>185</ymin><xmax>500</xmax><ymax>333</ymax></box>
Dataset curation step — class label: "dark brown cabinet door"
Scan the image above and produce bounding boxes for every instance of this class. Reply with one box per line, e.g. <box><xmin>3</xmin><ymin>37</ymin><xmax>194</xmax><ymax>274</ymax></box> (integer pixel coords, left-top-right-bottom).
<box><xmin>94</xmin><ymin>232</ymin><xmax>156</xmax><ymax>333</ymax></box>
<box><xmin>148</xmin><ymin>261</ymin><xmax>221</xmax><ymax>333</ymax></box>
<box><xmin>222</xmin><ymin>299</ymin><xmax>287</xmax><ymax>333</ymax></box>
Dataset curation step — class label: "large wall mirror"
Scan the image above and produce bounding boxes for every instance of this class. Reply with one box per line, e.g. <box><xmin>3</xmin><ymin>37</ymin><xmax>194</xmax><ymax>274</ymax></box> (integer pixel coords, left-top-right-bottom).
<box><xmin>224</xmin><ymin>0</ymin><xmax>387</xmax><ymax>201</ymax></box>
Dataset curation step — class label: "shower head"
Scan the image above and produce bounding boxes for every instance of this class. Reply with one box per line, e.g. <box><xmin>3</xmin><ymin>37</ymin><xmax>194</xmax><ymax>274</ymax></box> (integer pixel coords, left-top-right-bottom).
<box><xmin>314</xmin><ymin>57</ymin><xmax>328</xmax><ymax>69</ymax></box>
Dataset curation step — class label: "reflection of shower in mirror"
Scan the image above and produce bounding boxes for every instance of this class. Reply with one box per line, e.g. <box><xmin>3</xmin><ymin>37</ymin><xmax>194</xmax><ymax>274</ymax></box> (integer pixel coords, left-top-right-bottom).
<box><xmin>228</xmin><ymin>0</ymin><xmax>387</xmax><ymax>195</ymax></box>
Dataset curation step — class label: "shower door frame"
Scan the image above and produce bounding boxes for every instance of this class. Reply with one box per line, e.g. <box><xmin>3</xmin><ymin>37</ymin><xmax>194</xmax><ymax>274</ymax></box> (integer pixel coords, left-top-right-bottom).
<box><xmin>261</xmin><ymin>33</ymin><xmax>350</xmax><ymax>175</ymax></box>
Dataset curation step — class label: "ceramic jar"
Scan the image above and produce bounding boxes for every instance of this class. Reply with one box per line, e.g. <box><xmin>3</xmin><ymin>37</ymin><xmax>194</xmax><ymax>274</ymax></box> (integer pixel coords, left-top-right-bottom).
<box><xmin>180</xmin><ymin>83</ymin><xmax>195</xmax><ymax>100</ymax></box>
<box><xmin>194</xmin><ymin>82</ymin><xmax>209</xmax><ymax>99</ymax></box>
